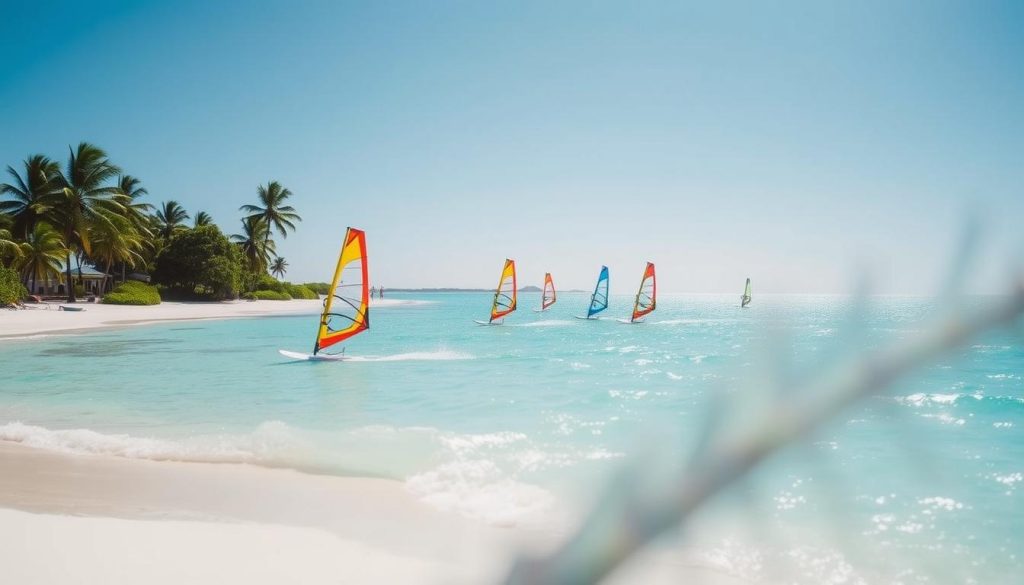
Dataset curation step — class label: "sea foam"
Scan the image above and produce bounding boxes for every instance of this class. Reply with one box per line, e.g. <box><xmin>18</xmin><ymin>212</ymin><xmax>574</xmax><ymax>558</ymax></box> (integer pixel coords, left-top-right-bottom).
<box><xmin>0</xmin><ymin>420</ymin><xmax>299</xmax><ymax>464</ymax></box>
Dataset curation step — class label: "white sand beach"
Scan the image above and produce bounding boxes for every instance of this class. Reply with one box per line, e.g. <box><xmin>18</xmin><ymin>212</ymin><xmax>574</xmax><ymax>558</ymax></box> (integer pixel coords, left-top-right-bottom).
<box><xmin>0</xmin><ymin>442</ymin><xmax>741</xmax><ymax>585</ymax></box>
<box><xmin>0</xmin><ymin>442</ymin><xmax>515</xmax><ymax>584</ymax></box>
<box><xmin>0</xmin><ymin>298</ymin><xmax>414</xmax><ymax>339</ymax></box>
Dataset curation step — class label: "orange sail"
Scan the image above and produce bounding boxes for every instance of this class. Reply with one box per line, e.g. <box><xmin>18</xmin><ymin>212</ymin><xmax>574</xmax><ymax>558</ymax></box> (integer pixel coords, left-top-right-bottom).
<box><xmin>489</xmin><ymin>259</ymin><xmax>517</xmax><ymax>322</ymax></box>
<box><xmin>631</xmin><ymin>262</ymin><xmax>656</xmax><ymax>322</ymax></box>
<box><xmin>541</xmin><ymin>272</ymin><xmax>556</xmax><ymax>310</ymax></box>
<box><xmin>315</xmin><ymin>227</ymin><xmax>369</xmax><ymax>354</ymax></box>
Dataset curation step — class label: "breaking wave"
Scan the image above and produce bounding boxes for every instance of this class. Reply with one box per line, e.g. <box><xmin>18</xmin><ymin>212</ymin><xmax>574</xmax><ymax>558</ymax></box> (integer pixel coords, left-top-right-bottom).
<box><xmin>0</xmin><ymin>420</ymin><xmax>586</xmax><ymax>528</ymax></box>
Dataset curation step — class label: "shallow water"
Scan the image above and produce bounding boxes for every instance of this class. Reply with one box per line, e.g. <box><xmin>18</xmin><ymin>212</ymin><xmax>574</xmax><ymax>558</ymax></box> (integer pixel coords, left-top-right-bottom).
<box><xmin>1</xmin><ymin>293</ymin><xmax>1021</xmax><ymax>582</ymax></box>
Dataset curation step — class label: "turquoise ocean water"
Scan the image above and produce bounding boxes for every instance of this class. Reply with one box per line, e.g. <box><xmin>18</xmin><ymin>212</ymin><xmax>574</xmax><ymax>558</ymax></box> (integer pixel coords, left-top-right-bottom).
<box><xmin>1</xmin><ymin>293</ymin><xmax>1021</xmax><ymax>582</ymax></box>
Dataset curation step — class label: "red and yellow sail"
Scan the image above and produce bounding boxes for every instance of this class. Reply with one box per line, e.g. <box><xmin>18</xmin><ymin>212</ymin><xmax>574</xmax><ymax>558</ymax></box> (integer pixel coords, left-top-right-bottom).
<box><xmin>490</xmin><ymin>259</ymin><xmax>517</xmax><ymax>322</ymax></box>
<box><xmin>542</xmin><ymin>272</ymin><xmax>556</xmax><ymax>310</ymax></box>
<box><xmin>631</xmin><ymin>262</ymin><xmax>656</xmax><ymax>322</ymax></box>
<box><xmin>315</xmin><ymin>227</ymin><xmax>369</xmax><ymax>354</ymax></box>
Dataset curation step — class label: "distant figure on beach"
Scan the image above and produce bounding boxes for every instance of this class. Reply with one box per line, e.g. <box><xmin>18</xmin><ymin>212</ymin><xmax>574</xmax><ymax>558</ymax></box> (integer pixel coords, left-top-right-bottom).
<box><xmin>370</xmin><ymin>286</ymin><xmax>377</xmax><ymax>299</ymax></box>
<box><xmin>379</xmin><ymin>287</ymin><xmax>384</xmax><ymax>299</ymax></box>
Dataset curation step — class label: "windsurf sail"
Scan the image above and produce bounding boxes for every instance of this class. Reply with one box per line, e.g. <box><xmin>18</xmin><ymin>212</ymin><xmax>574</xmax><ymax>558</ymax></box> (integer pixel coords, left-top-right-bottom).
<box><xmin>489</xmin><ymin>259</ymin><xmax>517</xmax><ymax>322</ymax></box>
<box><xmin>741</xmin><ymin>278</ymin><xmax>752</xmax><ymax>308</ymax></box>
<box><xmin>631</xmin><ymin>262</ymin><xmax>656</xmax><ymax>322</ymax></box>
<box><xmin>541</xmin><ymin>272</ymin><xmax>556</xmax><ymax>310</ymax></box>
<box><xmin>314</xmin><ymin>227</ymin><xmax>369</xmax><ymax>355</ymax></box>
<box><xmin>586</xmin><ymin>266</ymin><xmax>610</xmax><ymax>318</ymax></box>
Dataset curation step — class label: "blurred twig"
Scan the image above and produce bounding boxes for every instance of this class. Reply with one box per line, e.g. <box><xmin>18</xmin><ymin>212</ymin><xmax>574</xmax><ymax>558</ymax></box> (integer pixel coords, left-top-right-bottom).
<box><xmin>504</xmin><ymin>259</ymin><xmax>1024</xmax><ymax>584</ymax></box>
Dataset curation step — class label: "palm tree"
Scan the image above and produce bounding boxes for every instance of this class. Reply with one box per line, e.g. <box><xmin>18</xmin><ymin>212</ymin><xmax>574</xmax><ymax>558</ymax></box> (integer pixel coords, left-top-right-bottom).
<box><xmin>0</xmin><ymin>154</ymin><xmax>61</xmax><ymax>238</ymax></box>
<box><xmin>16</xmin><ymin>223</ymin><xmax>66</xmax><ymax>296</ymax></box>
<box><xmin>239</xmin><ymin>181</ymin><xmax>301</xmax><ymax>250</ymax></box>
<box><xmin>231</xmin><ymin>216</ymin><xmax>276</xmax><ymax>273</ymax></box>
<box><xmin>49</xmin><ymin>143</ymin><xmax>123</xmax><ymax>302</ymax></box>
<box><xmin>155</xmin><ymin>200</ymin><xmax>190</xmax><ymax>241</ymax></box>
<box><xmin>117</xmin><ymin>175</ymin><xmax>153</xmax><ymax>236</ymax></box>
<box><xmin>193</xmin><ymin>211</ymin><xmax>213</xmax><ymax>227</ymax></box>
<box><xmin>270</xmin><ymin>257</ymin><xmax>288</xmax><ymax>279</ymax></box>
<box><xmin>115</xmin><ymin>175</ymin><xmax>157</xmax><ymax>272</ymax></box>
<box><xmin>90</xmin><ymin>214</ymin><xmax>144</xmax><ymax>291</ymax></box>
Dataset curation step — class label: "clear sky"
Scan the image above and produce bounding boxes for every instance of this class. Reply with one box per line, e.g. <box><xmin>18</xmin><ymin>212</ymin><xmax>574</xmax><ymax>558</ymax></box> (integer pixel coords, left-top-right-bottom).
<box><xmin>2</xmin><ymin>1</ymin><xmax>1022</xmax><ymax>293</ymax></box>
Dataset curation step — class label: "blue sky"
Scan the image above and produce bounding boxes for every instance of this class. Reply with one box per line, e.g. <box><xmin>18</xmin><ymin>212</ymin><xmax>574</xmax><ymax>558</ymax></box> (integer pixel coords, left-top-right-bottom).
<box><xmin>2</xmin><ymin>1</ymin><xmax>1022</xmax><ymax>293</ymax></box>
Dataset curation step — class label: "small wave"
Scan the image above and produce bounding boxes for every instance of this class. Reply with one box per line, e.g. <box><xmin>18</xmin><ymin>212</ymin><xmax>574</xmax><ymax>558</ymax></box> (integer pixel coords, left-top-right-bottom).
<box><xmin>0</xmin><ymin>334</ymin><xmax>56</xmax><ymax>342</ymax></box>
<box><xmin>0</xmin><ymin>420</ymin><xmax>588</xmax><ymax>529</ymax></box>
<box><xmin>895</xmin><ymin>392</ymin><xmax>967</xmax><ymax>406</ymax></box>
<box><xmin>992</xmin><ymin>472</ymin><xmax>1022</xmax><ymax>490</ymax></box>
<box><xmin>609</xmin><ymin>389</ymin><xmax>648</xmax><ymax>400</ymax></box>
<box><xmin>405</xmin><ymin>430</ymin><xmax>563</xmax><ymax>527</ymax></box>
<box><xmin>895</xmin><ymin>392</ymin><xmax>1024</xmax><ymax>412</ymax></box>
<box><xmin>920</xmin><ymin>413</ymin><xmax>966</xmax><ymax>426</ymax></box>
<box><xmin>918</xmin><ymin>496</ymin><xmax>965</xmax><ymax>511</ymax></box>
<box><xmin>986</xmin><ymin>373</ymin><xmax>1021</xmax><ymax>380</ymax></box>
<box><xmin>514</xmin><ymin>319</ymin><xmax>574</xmax><ymax>327</ymax></box>
<box><xmin>346</xmin><ymin>350</ymin><xmax>474</xmax><ymax>362</ymax></box>
<box><xmin>0</xmin><ymin>420</ymin><xmax>299</xmax><ymax>464</ymax></box>
<box><xmin>406</xmin><ymin>460</ymin><xmax>554</xmax><ymax>527</ymax></box>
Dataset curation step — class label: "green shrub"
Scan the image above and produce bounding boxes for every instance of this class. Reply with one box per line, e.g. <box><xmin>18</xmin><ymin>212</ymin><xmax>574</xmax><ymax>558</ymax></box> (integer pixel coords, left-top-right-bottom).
<box><xmin>102</xmin><ymin>281</ymin><xmax>161</xmax><ymax>305</ymax></box>
<box><xmin>74</xmin><ymin>284</ymin><xmax>85</xmax><ymax>297</ymax></box>
<box><xmin>254</xmin><ymin>273</ymin><xmax>287</xmax><ymax>293</ymax></box>
<box><xmin>284</xmin><ymin>283</ymin><xmax>317</xmax><ymax>299</ymax></box>
<box><xmin>303</xmin><ymin>282</ymin><xmax>331</xmax><ymax>295</ymax></box>
<box><xmin>153</xmin><ymin>226</ymin><xmax>242</xmax><ymax>300</ymax></box>
<box><xmin>249</xmin><ymin>289</ymin><xmax>292</xmax><ymax>300</ymax></box>
<box><xmin>0</xmin><ymin>266</ymin><xmax>27</xmax><ymax>306</ymax></box>
<box><xmin>248</xmin><ymin>275</ymin><xmax>315</xmax><ymax>299</ymax></box>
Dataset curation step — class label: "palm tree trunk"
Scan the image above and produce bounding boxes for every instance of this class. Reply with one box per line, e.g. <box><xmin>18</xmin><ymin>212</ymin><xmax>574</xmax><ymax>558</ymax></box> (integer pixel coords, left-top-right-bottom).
<box><xmin>105</xmin><ymin>259</ymin><xmax>113</xmax><ymax>293</ymax></box>
<box><xmin>122</xmin><ymin>262</ymin><xmax>126</xmax><ymax>284</ymax></box>
<box><xmin>65</xmin><ymin>250</ymin><xmax>74</xmax><ymax>302</ymax></box>
<box><xmin>262</xmin><ymin>227</ymin><xmax>272</xmax><ymax>274</ymax></box>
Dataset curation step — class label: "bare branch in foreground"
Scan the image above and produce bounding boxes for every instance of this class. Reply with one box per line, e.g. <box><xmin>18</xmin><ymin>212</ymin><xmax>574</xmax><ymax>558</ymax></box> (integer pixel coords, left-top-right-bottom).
<box><xmin>503</xmin><ymin>272</ymin><xmax>1024</xmax><ymax>584</ymax></box>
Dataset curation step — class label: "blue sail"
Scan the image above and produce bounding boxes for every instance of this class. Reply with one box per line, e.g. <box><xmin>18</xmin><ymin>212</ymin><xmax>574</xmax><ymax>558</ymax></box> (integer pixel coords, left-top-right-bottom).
<box><xmin>587</xmin><ymin>266</ymin><xmax>610</xmax><ymax>317</ymax></box>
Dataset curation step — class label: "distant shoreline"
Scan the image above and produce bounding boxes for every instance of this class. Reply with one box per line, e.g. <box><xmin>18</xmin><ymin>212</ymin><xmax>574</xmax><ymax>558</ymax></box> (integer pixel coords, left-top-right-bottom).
<box><xmin>0</xmin><ymin>298</ymin><xmax>420</xmax><ymax>340</ymax></box>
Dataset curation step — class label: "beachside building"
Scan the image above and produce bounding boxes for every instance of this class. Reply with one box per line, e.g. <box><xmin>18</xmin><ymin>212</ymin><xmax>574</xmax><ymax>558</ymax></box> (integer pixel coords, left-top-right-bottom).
<box><xmin>31</xmin><ymin>262</ymin><xmax>111</xmax><ymax>297</ymax></box>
